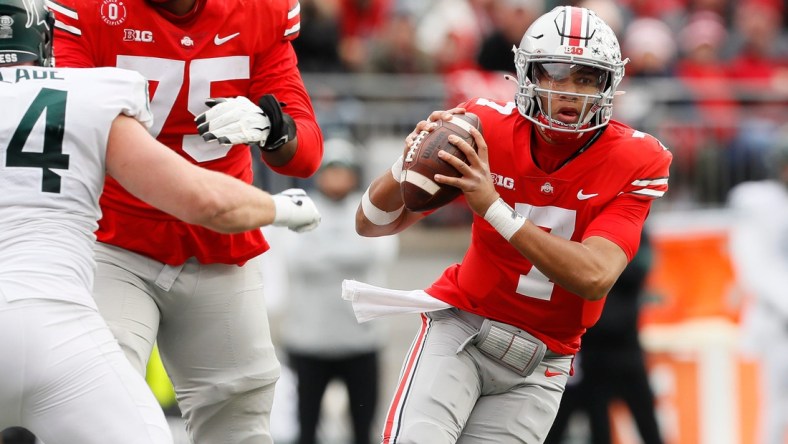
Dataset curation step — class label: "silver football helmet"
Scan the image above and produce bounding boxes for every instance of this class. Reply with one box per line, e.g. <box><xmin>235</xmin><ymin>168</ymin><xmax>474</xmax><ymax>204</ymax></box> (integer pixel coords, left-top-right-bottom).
<box><xmin>514</xmin><ymin>6</ymin><xmax>626</xmax><ymax>135</ymax></box>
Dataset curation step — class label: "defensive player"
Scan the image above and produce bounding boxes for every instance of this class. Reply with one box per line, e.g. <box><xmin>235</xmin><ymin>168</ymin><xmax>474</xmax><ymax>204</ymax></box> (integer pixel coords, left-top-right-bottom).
<box><xmin>49</xmin><ymin>0</ymin><xmax>323</xmax><ymax>442</ymax></box>
<box><xmin>0</xmin><ymin>0</ymin><xmax>319</xmax><ymax>442</ymax></box>
<box><xmin>353</xmin><ymin>6</ymin><xmax>672</xmax><ymax>443</ymax></box>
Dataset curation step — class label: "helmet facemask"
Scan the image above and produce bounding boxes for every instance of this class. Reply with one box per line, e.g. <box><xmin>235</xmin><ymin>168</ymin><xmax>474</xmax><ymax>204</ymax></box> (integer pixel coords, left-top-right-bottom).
<box><xmin>513</xmin><ymin>6</ymin><xmax>627</xmax><ymax>137</ymax></box>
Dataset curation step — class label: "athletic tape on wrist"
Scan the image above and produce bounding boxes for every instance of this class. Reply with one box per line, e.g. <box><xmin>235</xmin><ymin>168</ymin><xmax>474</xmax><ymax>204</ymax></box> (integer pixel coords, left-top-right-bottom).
<box><xmin>484</xmin><ymin>198</ymin><xmax>526</xmax><ymax>241</ymax></box>
<box><xmin>391</xmin><ymin>155</ymin><xmax>404</xmax><ymax>183</ymax></box>
<box><xmin>361</xmin><ymin>188</ymin><xmax>404</xmax><ymax>226</ymax></box>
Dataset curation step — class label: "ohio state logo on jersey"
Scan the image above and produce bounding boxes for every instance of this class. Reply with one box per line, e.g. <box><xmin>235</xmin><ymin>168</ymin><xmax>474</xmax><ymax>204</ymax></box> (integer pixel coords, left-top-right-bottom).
<box><xmin>540</xmin><ymin>182</ymin><xmax>554</xmax><ymax>195</ymax></box>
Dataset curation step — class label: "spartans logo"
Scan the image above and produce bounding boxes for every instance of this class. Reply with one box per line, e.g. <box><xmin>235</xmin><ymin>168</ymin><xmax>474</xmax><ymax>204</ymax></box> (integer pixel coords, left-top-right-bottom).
<box><xmin>100</xmin><ymin>0</ymin><xmax>127</xmax><ymax>26</ymax></box>
<box><xmin>17</xmin><ymin>0</ymin><xmax>51</xmax><ymax>32</ymax></box>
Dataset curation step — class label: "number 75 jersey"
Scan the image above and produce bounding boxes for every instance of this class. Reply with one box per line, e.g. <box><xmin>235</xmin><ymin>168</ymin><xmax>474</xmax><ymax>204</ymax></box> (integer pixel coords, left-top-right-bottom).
<box><xmin>50</xmin><ymin>0</ymin><xmax>318</xmax><ymax>266</ymax></box>
<box><xmin>0</xmin><ymin>66</ymin><xmax>151</xmax><ymax>306</ymax></box>
<box><xmin>426</xmin><ymin>98</ymin><xmax>672</xmax><ymax>355</ymax></box>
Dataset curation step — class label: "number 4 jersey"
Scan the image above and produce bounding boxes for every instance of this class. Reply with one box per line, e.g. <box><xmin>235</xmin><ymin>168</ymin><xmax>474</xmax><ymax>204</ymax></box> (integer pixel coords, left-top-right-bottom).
<box><xmin>425</xmin><ymin>98</ymin><xmax>673</xmax><ymax>355</ymax></box>
<box><xmin>50</xmin><ymin>0</ymin><xmax>322</xmax><ymax>265</ymax></box>
<box><xmin>0</xmin><ymin>66</ymin><xmax>151</xmax><ymax>307</ymax></box>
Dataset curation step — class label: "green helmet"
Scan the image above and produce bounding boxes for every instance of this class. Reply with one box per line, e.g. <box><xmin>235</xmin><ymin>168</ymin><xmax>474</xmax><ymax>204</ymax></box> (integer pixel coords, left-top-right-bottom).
<box><xmin>0</xmin><ymin>0</ymin><xmax>54</xmax><ymax>67</ymax></box>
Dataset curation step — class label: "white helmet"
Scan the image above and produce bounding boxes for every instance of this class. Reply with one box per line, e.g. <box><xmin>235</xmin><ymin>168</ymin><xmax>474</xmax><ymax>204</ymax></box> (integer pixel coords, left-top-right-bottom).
<box><xmin>514</xmin><ymin>6</ymin><xmax>626</xmax><ymax>135</ymax></box>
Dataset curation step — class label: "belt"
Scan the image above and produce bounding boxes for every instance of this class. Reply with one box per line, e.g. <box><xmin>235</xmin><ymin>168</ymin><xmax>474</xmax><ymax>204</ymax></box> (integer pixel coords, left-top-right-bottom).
<box><xmin>452</xmin><ymin>308</ymin><xmax>564</xmax><ymax>358</ymax></box>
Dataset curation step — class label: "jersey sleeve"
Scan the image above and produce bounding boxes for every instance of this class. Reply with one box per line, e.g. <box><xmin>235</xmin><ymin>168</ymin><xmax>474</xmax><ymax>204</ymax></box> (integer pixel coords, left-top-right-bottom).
<box><xmin>116</xmin><ymin>69</ymin><xmax>154</xmax><ymax>129</ymax></box>
<box><xmin>620</xmin><ymin>135</ymin><xmax>672</xmax><ymax>200</ymax></box>
<box><xmin>93</xmin><ymin>68</ymin><xmax>154</xmax><ymax>130</ymax></box>
<box><xmin>49</xmin><ymin>0</ymin><xmax>96</xmax><ymax>68</ymax></box>
<box><xmin>284</xmin><ymin>0</ymin><xmax>301</xmax><ymax>41</ymax></box>
<box><xmin>584</xmin><ymin>135</ymin><xmax>673</xmax><ymax>261</ymax></box>
<box><xmin>248</xmin><ymin>0</ymin><xmax>322</xmax><ymax>178</ymax></box>
<box><xmin>583</xmin><ymin>195</ymin><xmax>651</xmax><ymax>261</ymax></box>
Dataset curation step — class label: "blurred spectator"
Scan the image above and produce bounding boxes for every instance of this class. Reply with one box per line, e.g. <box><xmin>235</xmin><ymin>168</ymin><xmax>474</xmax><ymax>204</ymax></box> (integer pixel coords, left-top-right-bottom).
<box><xmin>686</xmin><ymin>0</ymin><xmax>732</xmax><ymax>22</ymax></box>
<box><xmin>476</xmin><ymin>0</ymin><xmax>545</xmax><ymax>73</ymax></box>
<box><xmin>414</xmin><ymin>0</ymin><xmax>490</xmax><ymax>73</ymax></box>
<box><xmin>545</xmin><ymin>229</ymin><xmax>664</xmax><ymax>444</ymax></box>
<box><xmin>622</xmin><ymin>18</ymin><xmax>677</xmax><ymax>78</ymax></box>
<box><xmin>338</xmin><ymin>0</ymin><xmax>394</xmax><ymax>71</ymax></box>
<box><xmin>724</xmin><ymin>0</ymin><xmax>788</xmax><ymax>92</ymax></box>
<box><xmin>613</xmin><ymin>18</ymin><xmax>677</xmax><ymax>130</ymax></box>
<box><xmin>614</xmin><ymin>0</ymin><xmax>686</xmax><ymax>28</ymax></box>
<box><xmin>291</xmin><ymin>0</ymin><xmax>344</xmax><ymax>72</ymax></box>
<box><xmin>727</xmin><ymin>123</ymin><xmax>788</xmax><ymax>444</ymax></box>
<box><xmin>277</xmin><ymin>137</ymin><xmax>399</xmax><ymax>444</ymax></box>
<box><xmin>674</xmin><ymin>11</ymin><xmax>729</xmax><ymax>92</ymax></box>
<box><xmin>579</xmin><ymin>0</ymin><xmax>626</xmax><ymax>35</ymax></box>
<box><xmin>366</xmin><ymin>11</ymin><xmax>436</xmax><ymax>73</ymax></box>
<box><xmin>670</xmin><ymin>11</ymin><xmax>739</xmax><ymax>199</ymax></box>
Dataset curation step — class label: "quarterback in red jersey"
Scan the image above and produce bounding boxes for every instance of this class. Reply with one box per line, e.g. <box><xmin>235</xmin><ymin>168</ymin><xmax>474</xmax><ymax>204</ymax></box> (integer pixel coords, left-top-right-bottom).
<box><xmin>49</xmin><ymin>0</ymin><xmax>323</xmax><ymax>443</ymax></box>
<box><xmin>354</xmin><ymin>6</ymin><xmax>671</xmax><ymax>443</ymax></box>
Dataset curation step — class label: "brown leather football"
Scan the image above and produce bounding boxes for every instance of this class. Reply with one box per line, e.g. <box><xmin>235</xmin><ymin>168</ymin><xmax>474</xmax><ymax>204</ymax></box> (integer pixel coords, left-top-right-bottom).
<box><xmin>400</xmin><ymin>113</ymin><xmax>482</xmax><ymax>212</ymax></box>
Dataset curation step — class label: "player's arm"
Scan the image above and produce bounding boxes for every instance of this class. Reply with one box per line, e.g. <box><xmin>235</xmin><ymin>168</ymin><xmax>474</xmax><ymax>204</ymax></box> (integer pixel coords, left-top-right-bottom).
<box><xmin>437</xmin><ymin>123</ymin><xmax>634</xmax><ymax>301</ymax></box>
<box><xmin>106</xmin><ymin>115</ymin><xmax>320</xmax><ymax>234</ymax></box>
<box><xmin>196</xmin><ymin>1</ymin><xmax>322</xmax><ymax>178</ymax></box>
<box><xmin>355</xmin><ymin>156</ymin><xmax>427</xmax><ymax>237</ymax></box>
<box><xmin>250</xmin><ymin>0</ymin><xmax>322</xmax><ymax>177</ymax></box>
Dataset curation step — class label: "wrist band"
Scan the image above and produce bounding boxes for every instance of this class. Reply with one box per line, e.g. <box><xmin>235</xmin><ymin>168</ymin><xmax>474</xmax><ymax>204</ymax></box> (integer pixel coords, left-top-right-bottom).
<box><xmin>391</xmin><ymin>155</ymin><xmax>404</xmax><ymax>183</ymax></box>
<box><xmin>362</xmin><ymin>188</ymin><xmax>404</xmax><ymax>226</ymax></box>
<box><xmin>484</xmin><ymin>198</ymin><xmax>526</xmax><ymax>241</ymax></box>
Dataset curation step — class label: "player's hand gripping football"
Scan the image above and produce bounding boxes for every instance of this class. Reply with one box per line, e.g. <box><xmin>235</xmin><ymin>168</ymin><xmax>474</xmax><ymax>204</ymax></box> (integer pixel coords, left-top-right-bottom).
<box><xmin>272</xmin><ymin>188</ymin><xmax>321</xmax><ymax>233</ymax></box>
<box><xmin>430</xmin><ymin>112</ymin><xmax>500</xmax><ymax>217</ymax></box>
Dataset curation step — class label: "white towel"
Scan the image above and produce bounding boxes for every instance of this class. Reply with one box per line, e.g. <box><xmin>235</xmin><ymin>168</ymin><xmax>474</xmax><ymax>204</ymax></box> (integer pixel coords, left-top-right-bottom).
<box><xmin>341</xmin><ymin>279</ymin><xmax>453</xmax><ymax>323</ymax></box>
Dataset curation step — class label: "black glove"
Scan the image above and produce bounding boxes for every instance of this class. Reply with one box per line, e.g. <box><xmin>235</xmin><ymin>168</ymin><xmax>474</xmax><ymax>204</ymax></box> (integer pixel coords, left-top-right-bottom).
<box><xmin>257</xmin><ymin>94</ymin><xmax>297</xmax><ymax>152</ymax></box>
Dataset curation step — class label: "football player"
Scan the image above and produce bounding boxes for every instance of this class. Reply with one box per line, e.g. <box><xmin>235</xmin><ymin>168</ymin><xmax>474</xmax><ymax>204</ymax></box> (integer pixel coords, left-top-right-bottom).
<box><xmin>0</xmin><ymin>0</ymin><xmax>319</xmax><ymax>442</ymax></box>
<box><xmin>354</xmin><ymin>6</ymin><xmax>672</xmax><ymax>443</ymax></box>
<box><xmin>49</xmin><ymin>0</ymin><xmax>323</xmax><ymax>442</ymax></box>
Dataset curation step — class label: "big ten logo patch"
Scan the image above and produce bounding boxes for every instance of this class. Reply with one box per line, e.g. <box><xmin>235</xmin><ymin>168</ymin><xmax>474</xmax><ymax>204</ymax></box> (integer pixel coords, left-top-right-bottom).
<box><xmin>491</xmin><ymin>173</ymin><xmax>515</xmax><ymax>190</ymax></box>
<box><xmin>124</xmin><ymin>29</ymin><xmax>153</xmax><ymax>42</ymax></box>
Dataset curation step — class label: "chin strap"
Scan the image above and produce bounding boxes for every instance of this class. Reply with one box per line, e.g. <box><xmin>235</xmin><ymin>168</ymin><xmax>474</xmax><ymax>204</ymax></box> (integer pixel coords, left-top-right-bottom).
<box><xmin>535</xmin><ymin>113</ymin><xmax>588</xmax><ymax>143</ymax></box>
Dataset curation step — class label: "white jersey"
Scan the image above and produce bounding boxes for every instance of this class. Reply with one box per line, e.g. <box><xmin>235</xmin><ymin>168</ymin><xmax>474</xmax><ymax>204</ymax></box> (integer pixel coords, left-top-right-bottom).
<box><xmin>0</xmin><ymin>66</ymin><xmax>152</xmax><ymax>308</ymax></box>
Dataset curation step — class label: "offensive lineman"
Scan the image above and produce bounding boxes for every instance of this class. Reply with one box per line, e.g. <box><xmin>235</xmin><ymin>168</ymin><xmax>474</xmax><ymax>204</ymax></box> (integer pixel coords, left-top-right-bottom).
<box><xmin>0</xmin><ymin>0</ymin><xmax>320</xmax><ymax>442</ymax></box>
<box><xmin>49</xmin><ymin>0</ymin><xmax>324</xmax><ymax>442</ymax></box>
<box><xmin>351</xmin><ymin>6</ymin><xmax>672</xmax><ymax>443</ymax></box>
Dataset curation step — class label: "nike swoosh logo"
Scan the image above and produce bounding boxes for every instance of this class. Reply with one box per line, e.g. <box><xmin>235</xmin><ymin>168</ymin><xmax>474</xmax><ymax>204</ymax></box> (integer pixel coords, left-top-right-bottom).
<box><xmin>544</xmin><ymin>368</ymin><xmax>562</xmax><ymax>378</ymax></box>
<box><xmin>214</xmin><ymin>32</ymin><xmax>240</xmax><ymax>45</ymax></box>
<box><xmin>577</xmin><ymin>189</ymin><xmax>599</xmax><ymax>200</ymax></box>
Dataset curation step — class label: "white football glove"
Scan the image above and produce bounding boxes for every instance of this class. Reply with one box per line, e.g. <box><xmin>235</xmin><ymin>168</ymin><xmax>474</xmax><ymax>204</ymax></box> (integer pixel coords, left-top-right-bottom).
<box><xmin>272</xmin><ymin>188</ymin><xmax>321</xmax><ymax>233</ymax></box>
<box><xmin>195</xmin><ymin>96</ymin><xmax>271</xmax><ymax>146</ymax></box>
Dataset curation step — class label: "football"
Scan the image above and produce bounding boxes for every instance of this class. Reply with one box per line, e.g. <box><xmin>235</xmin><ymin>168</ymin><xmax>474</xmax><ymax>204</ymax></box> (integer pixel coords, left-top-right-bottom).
<box><xmin>400</xmin><ymin>113</ymin><xmax>482</xmax><ymax>212</ymax></box>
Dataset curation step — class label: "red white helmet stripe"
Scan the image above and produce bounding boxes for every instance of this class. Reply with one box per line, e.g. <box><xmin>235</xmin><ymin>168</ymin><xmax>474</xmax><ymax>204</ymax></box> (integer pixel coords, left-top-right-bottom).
<box><xmin>564</xmin><ymin>6</ymin><xmax>589</xmax><ymax>48</ymax></box>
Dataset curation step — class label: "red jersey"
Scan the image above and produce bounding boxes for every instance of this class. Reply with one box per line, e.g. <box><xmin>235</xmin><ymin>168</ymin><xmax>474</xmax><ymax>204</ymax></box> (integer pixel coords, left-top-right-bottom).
<box><xmin>50</xmin><ymin>0</ymin><xmax>323</xmax><ymax>265</ymax></box>
<box><xmin>426</xmin><ymin>98</ymin><xmax>672</xmax><ymax>354</ymax></box>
